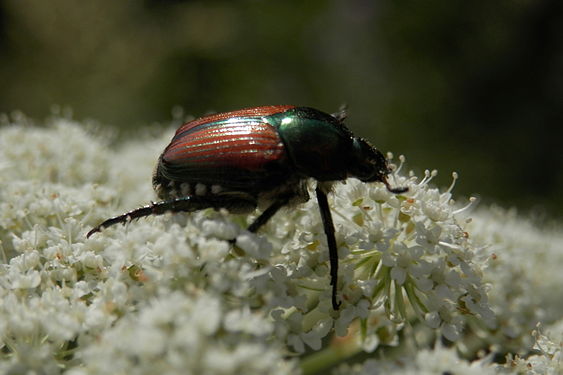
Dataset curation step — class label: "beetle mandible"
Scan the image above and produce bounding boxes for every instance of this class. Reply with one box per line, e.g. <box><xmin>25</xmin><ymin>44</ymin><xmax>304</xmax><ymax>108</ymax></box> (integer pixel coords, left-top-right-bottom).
<box><xmin>87</xmin><ymin>106</ymin><xmax>408</xmax><ymax>310</ymax></box>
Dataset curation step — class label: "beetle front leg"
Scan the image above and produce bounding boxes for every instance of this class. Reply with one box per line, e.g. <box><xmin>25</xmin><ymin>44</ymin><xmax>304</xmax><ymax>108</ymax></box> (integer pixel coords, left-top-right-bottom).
<box><xmin>87</xmin><ymin>195</ymin><xmax>256</xmax><ymax>238</ymax></box>
<box><xmin>315</xmin><ymin>186</ymin><xmax>341</xmax><ymax>310</ymax></box>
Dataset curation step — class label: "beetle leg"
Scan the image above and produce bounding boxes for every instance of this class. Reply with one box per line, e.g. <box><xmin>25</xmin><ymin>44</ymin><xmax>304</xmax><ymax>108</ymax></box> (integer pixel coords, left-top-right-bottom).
<box><xmin>246</xmin><ymin>198</ymin><xmax>290</xmax><ymax>233</ymax></box>
<box><xmin>87</xmin><ymin>195</ymin><xmax>256</xmax><ymax>238</ymax></box>
<box><xmin>315</xmin><ymin>186</ymin><xmax>341</xmax><ymax>310</ymax></box>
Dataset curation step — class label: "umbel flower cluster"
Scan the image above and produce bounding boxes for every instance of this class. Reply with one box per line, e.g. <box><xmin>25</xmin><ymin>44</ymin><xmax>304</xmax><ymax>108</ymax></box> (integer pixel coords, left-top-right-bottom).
<box><xmin>0</xmin><ymin>113</ymin><xmax>562</xmax><ymax>374</ymax></box>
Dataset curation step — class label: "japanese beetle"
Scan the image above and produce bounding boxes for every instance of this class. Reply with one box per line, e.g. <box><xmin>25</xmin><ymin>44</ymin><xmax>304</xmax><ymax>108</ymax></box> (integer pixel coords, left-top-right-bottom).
<box><xmin>87</xmin><ymin>106</ymin><xmax>407</xmax><ymax>309</ymax></box>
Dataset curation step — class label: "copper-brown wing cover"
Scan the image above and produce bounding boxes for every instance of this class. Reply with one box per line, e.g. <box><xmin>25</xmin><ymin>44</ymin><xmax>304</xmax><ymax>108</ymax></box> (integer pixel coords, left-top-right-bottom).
<box><xmin>160</xmin><ymin>105</ymin><xmax>295</xmax><ymax>191</ymax></box>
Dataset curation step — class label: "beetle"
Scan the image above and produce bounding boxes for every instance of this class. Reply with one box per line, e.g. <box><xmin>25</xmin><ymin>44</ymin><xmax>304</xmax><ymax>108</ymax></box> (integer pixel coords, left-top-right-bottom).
<box><xmin>87</xmin><ymin>105</ymin><xmax>407</xmax><ymax>309</ymax></box>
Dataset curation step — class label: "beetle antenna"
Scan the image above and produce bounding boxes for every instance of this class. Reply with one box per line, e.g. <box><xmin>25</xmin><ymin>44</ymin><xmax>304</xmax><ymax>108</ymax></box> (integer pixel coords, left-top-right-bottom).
<box><xmin>331</xmin><ymin>104</ymin><xmax>348</xmax><ymax>122</ymax></box>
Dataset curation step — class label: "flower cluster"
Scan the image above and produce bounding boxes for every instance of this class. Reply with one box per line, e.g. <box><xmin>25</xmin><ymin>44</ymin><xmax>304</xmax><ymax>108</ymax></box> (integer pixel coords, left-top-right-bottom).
<box><xmin>252</xmin><ymin>166</ymin><xmax>494</xmax><ymax>353</ymax></box>
<box><xmin>332</xmin><ymin>344</ymin><xmax>499</xmax><ymax>375</ymax></box>
<box><xmin>0</xmin><ymin>116</ymin><xmax>295</xmax><ymax>374</ymax></box>
<box><xmin>1</xmin><ymin>113</ymin><xmax>562</xmax><ymax>374</ymax></box>
<box><xmin>502</xmin><ymin>323</ymin><xmax>563</xmax><ymax>375</ymax></box>
<box><xmin>463</xmin><ymin>206</ymin><xmax>563</xmax><ymax>357</ymax></box>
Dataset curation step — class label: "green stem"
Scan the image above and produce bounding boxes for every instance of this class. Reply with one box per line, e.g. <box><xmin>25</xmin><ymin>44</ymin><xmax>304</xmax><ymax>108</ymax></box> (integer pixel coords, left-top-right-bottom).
<box><xmin>300</xmin><ymin>332</ymin><xmax>363</xmax><ymax>375</ymax></box>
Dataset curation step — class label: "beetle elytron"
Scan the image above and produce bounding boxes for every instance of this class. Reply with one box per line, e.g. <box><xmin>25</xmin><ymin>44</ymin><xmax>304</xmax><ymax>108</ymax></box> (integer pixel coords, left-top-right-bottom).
<box><xmin>87</xmin><ymin>105</ymin><xmax>408</xmax><ymax>309</ymax></box>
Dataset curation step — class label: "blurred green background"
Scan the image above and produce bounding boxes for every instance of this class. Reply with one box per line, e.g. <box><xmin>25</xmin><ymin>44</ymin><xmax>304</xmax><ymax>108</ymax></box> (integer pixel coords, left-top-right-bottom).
<box><xmin>1</xmin><ymin>0</ymin><xmax>561</xmax><ymax>219</ymax></box>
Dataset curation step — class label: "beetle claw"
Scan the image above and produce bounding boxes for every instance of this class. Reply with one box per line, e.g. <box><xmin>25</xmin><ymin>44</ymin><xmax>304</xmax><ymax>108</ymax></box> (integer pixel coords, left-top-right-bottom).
<box><xmin>86</xmin><ymin>227</ymin><xmax>100</xmax><ymax>238</ymax></box>
<box><xmin>383</xmin><ymin>176</ymin><xmax>408</xmax><ymax>194</ymax></box>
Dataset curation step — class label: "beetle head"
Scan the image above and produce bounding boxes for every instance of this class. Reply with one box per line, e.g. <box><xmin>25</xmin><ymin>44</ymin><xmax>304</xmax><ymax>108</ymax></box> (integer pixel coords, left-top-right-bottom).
<box><xmin>349</xmin><ymin>138</ymin><xmax>408</xmax><ymax>194</ymax></box>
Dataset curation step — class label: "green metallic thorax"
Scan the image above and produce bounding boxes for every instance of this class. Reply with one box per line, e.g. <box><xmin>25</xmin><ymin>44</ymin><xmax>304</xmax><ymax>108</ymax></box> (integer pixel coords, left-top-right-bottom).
<box><xmin>268</xmin><ymin>107</ymin><xmax>354</xmax><ymax>181</ymax></box>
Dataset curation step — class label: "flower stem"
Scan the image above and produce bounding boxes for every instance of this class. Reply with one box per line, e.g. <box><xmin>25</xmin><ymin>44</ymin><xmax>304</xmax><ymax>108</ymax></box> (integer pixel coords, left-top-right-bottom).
<box><xmin>300</xmin><ymin>330</ymin><xmax>363</xmax><ymax>375</ymax></box>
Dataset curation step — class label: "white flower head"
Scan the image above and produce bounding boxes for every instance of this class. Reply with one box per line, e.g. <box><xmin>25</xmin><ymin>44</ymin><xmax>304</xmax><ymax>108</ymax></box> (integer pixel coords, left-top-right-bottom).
<box><xmin>2</xmin><ymin>114</ymin><xmax>561</xmax><ymax>374</ymax></box>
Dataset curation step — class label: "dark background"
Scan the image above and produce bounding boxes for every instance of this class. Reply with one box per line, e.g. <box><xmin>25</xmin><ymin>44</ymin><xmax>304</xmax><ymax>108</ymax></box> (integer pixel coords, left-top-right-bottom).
<box><xmin>1</xmin><ymin>0</ymin><xmax>561</xmax><ymax>219</ymax></box>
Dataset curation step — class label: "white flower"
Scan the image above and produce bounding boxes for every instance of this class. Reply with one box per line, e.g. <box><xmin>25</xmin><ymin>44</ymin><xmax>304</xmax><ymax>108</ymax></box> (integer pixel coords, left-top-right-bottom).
<box><xmin>2</xmin><ymin>114</ymin><xmax>562</xmax><ymax>374</ymax></box>
<box><xmin>75</xmin><ymin>292</ymin><xmax>295</xmax><ymax>375</ymax></box>
<box><xmin>464</xmin><ymin>206</ymin><xmax>563</xmax><ymax>354</ymax></box>
<box><xmin>236</xmin><ymin>232</ymin><xmax>273</xmax><ymax>261</ymax></box>
<box><xmin>333</xmin><ymin>343</ymin><xmax>498</xmax><ymax>375</ymax></box>
<box><xmin>7</xmin><ymin>268</ymin><xmax>41</xmax><ymax>289</ymax></box>
<box><xmin>502</xmin><ymin>323</ymin><xmax>563</xmax><ymax>375</ymax></box>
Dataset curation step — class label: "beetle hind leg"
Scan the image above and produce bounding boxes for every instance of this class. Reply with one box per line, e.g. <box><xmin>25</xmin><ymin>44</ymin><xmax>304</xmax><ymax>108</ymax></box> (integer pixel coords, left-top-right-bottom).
<box><xmin>87</xmin><ymin>195</ymin><xmax>257</xmax><ymax>238</ymax></box>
